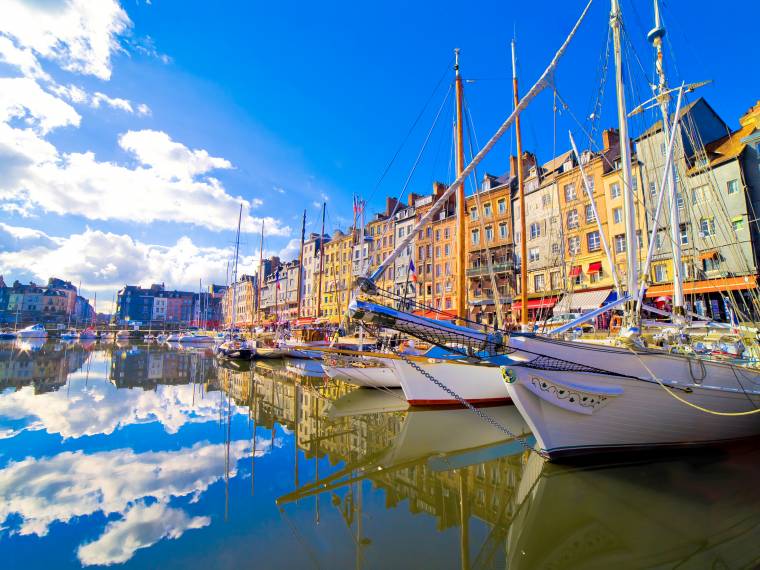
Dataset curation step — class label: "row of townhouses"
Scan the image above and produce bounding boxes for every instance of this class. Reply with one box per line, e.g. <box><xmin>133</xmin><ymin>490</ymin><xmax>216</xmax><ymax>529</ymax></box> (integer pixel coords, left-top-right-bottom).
<box><xmin>221</xmin><ymin>98</ymin><xmax>760</xmax><ymax>328</ymax></box>
<box><xmin>0</xmin><ymin>277</ymin><xmax>96</xmax><ymax>326</ymax></box>
<box><xmin>114</xmin><ymin>283</ymin><xmax>226</xmax><ymax>327</ymax></box>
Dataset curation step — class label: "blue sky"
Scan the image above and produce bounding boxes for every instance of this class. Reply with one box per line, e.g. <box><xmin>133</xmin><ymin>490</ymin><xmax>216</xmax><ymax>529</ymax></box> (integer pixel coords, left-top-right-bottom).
<box><xmin>0</xmin><ymin>0</ymin><xmax>757</xmax><ymax>310</ymax></box>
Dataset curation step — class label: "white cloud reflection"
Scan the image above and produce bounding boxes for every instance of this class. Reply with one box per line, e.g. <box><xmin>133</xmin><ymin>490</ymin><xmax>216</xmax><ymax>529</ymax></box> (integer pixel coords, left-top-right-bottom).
<box><xmin>0</xmin><ymin>439</ymin><xmax>265</xmax><ymax>538</ymax></box>
<box><xmin>77</xmin><ymin>502</ymin><xmax>210</xmax><ymax>566</ymax></box>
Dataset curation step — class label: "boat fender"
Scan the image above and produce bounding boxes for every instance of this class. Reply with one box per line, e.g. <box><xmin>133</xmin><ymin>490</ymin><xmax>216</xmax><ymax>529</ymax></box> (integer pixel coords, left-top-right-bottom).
<box><xmin>501</xmin><ymin>366</ymin><xmax>517</xmax><ymax>384</ymax></box>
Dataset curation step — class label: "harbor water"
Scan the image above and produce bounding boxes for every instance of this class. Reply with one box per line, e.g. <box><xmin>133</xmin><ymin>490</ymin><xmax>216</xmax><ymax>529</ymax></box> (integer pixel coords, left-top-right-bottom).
<box><xmin>1</xmin><ymin>341</ymin><xmax>759</xmax><ymax>569</ymax></box>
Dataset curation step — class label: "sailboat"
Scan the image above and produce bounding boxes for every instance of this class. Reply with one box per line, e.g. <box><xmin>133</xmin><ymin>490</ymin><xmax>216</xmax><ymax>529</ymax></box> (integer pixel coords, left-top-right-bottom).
<box><xmin>350</xmin><ymin>0</ymin><xmax>760</xmax><ymax>459</ymax></box>
<box><xmin>217</xmin><ymin>204</ymin><xmax>257</xmax><ymax>360</ymax></box>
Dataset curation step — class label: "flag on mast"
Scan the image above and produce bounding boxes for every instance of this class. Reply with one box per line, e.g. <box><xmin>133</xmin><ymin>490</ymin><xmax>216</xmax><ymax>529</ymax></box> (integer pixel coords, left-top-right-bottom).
<box><xmin>409</xmin><ymin>259</ymin><xmax>417</xmax><ymax>283</ymax></box>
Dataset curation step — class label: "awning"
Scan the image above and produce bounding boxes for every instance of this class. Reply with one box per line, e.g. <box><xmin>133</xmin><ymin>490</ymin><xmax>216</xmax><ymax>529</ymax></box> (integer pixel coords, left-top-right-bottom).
<box><xmin>569</xmin><ymin>266</ymin><xmax>582</xmax><ymax>278</ymax></box>
<box><xmin>511</xmin><ymin>296</ymin><xmax>558</xmax><ymax>310</ymax></box>
<box><xmin>293</xmin><ymin>317</ymin><xmax>316</xmax><ymax>326</ymax></box>
<box><xmin>588</xmin><ymin>261</ymin><xmax>602</xmax><ymax>273</ymax></box>
<box><xmin>554</xmin><ymin>288</ymin><xmax>613</xmax><ymax>313</ymax></box>
<box><xmin>645</xmin><ymin>276</ymin><xmax>757</xmax><ymax>297</ymax></box>
<box><xmin>412</xmin><ymin>309</ymin><xmax>458</xmax><ymax>321</ymax></box>
<box><xmin>700</xmin><ymin>250</ymin><xmax>719</xmax><ymax>260</ymax></box>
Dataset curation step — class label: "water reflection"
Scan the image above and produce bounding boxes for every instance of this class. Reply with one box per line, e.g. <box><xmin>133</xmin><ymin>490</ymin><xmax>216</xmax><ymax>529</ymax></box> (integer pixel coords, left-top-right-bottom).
<box><xmin>0</xmin><ymin>343</ymin><xmax>758</xmax><ymax>569</ymax></box>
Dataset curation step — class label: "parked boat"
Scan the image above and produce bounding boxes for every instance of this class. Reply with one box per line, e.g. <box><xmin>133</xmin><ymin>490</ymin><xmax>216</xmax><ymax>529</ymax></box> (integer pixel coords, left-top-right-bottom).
<box><xmin>77</xmin><ymin>327</ymin><xmax>97</xmax><ymax>340</ymax></box>
<box><xmin>15</xmin><ymin>324</ymin><xmax>48</xmax><ymax>339</ymax></box>
<box><xmin>215</xmin><ymin>339</ymin><xmax>256</xmax><ymax>361</ymax></box>
<box><xmin>178</xmin><ymin>332</ymin><xmax>215</xmax><ymax>343</ymax></box>
<box><xmin>60</xmin><ymin>329</ymin><xmax>78</xmax><ymax>340</ymax></box>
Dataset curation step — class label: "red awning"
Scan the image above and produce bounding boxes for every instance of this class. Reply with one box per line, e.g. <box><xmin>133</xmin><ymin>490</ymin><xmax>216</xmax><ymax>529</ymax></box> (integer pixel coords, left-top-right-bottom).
<box><xmin>588</xmin><ymin>261</ymin><xmax>602</xmax><ymax>273</ymax></box>
<box><xmin>293</xmin><ymin>317</ymin><xmax>316</xmax><ymax>326</ymax></box>
<box><xmin>512</xmin><ymin>296</ymin><xmax>558</xmax><ymax>310</ymax></box>
<box><xmin>413</xmin><ymin>309</ymin><xmax>458</xmax><ymax>321</ymax></box>
<box><xmin>569</xmin><ymin>266</ymin><xmax>582</xmax><ymax>278</ymax></box>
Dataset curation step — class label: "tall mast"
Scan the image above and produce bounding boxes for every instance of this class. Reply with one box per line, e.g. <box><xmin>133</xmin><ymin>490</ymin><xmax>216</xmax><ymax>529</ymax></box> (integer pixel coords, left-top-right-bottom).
<box><xmin>316</xmin><ymin>202</ymin><xmax>327</xmax><ymax>318</ymax></box>
<box><xmin>454</xmin><ymin>48</ymin><xmax>467</xmax><ymax>323</ymax></box>
<box><xmin>611</xmin><ymin>0</ymin><xmax>639</xmax><ymax>330</ymax></box>
<box><xmin>513</xmin><ymin>38</ymin><xmax>528</xmax><ymax>331</ymax></box>
<box><xmin>256</xmin><ymin>220</ymin><xmax>264</xmax><ymax>325</ymax></box>
<box><xmin>296</xmin><ymin>209</ymin><xmax>307</xmax><ymax>319</ymax></box>
<box><xmin>648</xmin><ymin>0</ymin><xmax>684</xmax><ymax>322</ymax></box>
<box><xmin>231</xmin><ymin>204</ymin><xmax>243</xmax><ymax>333</ymax></box>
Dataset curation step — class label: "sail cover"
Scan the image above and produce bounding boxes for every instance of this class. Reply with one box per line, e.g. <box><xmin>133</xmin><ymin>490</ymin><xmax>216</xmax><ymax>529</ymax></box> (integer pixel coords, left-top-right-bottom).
<box><xmin>348</xmin><ymin>299</ymin><xmax>509</xmax><ymax>356</ymax></box>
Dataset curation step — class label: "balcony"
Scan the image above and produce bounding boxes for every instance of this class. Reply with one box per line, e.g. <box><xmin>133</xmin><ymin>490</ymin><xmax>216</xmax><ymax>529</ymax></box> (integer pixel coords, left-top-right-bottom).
<box><xmin>465</xmin><ymin>262</ymin><xmax>514</xmax><ymax>277</ymax></box>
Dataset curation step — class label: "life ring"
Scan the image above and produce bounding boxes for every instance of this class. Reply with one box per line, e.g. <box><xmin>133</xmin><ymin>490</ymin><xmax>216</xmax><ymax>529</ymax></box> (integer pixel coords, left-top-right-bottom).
<box><xmin>610</xmin><ymin>314</ymin><xmax>623</xmax><ymax>335</ymax></box>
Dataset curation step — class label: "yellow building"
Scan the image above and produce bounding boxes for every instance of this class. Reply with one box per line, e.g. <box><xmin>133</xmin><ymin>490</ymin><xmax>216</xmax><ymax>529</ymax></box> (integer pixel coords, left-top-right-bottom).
<box><xmin>414</xmin><ymin>182</ymin><xmax>458</xmax><ymax>315</ymax></box>
<box><xmin>318</xmin><ymin>228</ymin><xmax>355</xmax><ymax>323</ymax></box>
<box><xmin>554</xmin><ymin>128</ymin><xmax>648</xmax><ymax>316</ymax></box>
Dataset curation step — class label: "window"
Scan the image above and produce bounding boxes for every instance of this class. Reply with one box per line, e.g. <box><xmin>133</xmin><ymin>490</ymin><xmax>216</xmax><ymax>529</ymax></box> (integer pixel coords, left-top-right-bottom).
<box><xmin>568</xmin><ymin>236</ymin><xmax>581</xmax><ymax>255</ymax></box>
<box><xmin>470</xmin><ymin>207</ymin><xmax>478</xmax><ymax>220</ymax></box>
<box><xmin>704</xmin><ymin>255</ymin><xmax>720</xmax><ymax>272</ymax></box>
<box><xmin>418</xmin><ymin>246</ymin><xmax>424</xmax><ymax>260</ymax></box>
<box><xmin>610</xmin><ymin>183</ymin><xmax>621</xmax><ymax>198</ymax></box>
<box><xmin>444</xmin><ymin>244</ymin><xmax>450</xmax><ymax>256</ymax></box>
<box><xmin>585</xmin><ymin>205</ymin><xmax>596</xmax><ymax>224</ymax></box>
<box><xmin>515</xmin><ymin>231</ymin><xmax>520</xmax><ymax>244</ymax></box>
<box><xmin>587</xmin><ymin>231</ymin><xmax>601</xmax><ymax>252</ymax></box>
<box><xmin>499</xmin><ymin>222</ymin><xmax>507</xmax><ymax>239</ymax></box>
<box><xmin>444</xmin><ymin>227</ymin><xmax>450</xmax><ymax>239</ymax></box>
<box><xmin>534</xmin><ymin>274</ymin><xmax>545</xmax><ymax>292</ymax></box>
<box><xmin>585</xmin><ymin>176</ymin><xmax>595</xmax><ymax>192</ymax></box>
<box><xmin>542</xmin><ymin>194</ymin><xmax>552</xmax><ymax>208</ymax></box>
<box><xmin>700</xmin><ymin>217</ymin><xmax>715</xmax><ymax>237</ymax></box>
<box><xmin>654</xmin><ymin>264</ymin><xmax>668</xmax><ymax>283</ymax></box>
<box><xmin>636</xmin><ymin>230</ymin><xmax>643</xmax><ymax>249</ymax></box>
<box><xmin>529</xmin><ymin>247</ymin><xmax>540</xmax><ymax>262</ymax></box>
<box><xmin>550</xmin><ymin>271</ymin><xmax>561</xmax><ymax>290</ymax></box>
<box><xmin>655</xmin><ymin>231</ymin><xmax>664</xmax><ymax>249</ymax></box>
<box><xmin>435</xmin><ymin>246</ymin><xmax>440</xmax><ymax>258</ymax></box>
<box><xmin>485</xmin><ymin>226</ymin><xmax>494</xmax><ymax>242</ymax></box>
<box><xmin>567</xmin><ymin>209</ymin><xmax>579</xmax><ymax>229</ymax></box>
<box><xmin>727</xmin><ymin>179</ymin><xmax>738</xmax><ymax>194</ymax></box>
<box><xmin>498</xmin><ymin>198</ymin><xmax>507</xmax><ymax>214</ymax></box>
<box><xmin>733</xmin><ymin>217</ymin><xmax>744</xmax><ymax>233</ymax></box>
<box><xmin>648</xmin><ymin>181</ymin><xmax>656</xmax><ymax>196</ymax></box>
<box><xmin>679</xmin><ymin>223</ymin><xmax>689</xmax><ymax>245</ymax></box>
<box><xmin>564</xmin><ymin>183</ymin><xmax>577</xmax><ymax>202</ymax></box>
<box><xmin>484</xmin><ymin>202</ymin><xmax>492</xmax><ymax>218</ymax></box>
<box><xmin>613</xmin><ymin>207</ymin><xmax>623</xmax><ymax>224</ymax></box>
<box><xmin>445</xmin><ymin>261</ymin><xmax>451</xmax><ymax>275</ymax></box>
<box><xmin>426</xmin><ymin>227</ymin><xmax>432</xmax><ymax>238</ymax></box>
<box><xmin>551</xmin><ymin>242</ymin><xmax>560</xmax><ymax>255</ymax></box>
<box><xmin>471</xmin><ymin>229</ymin><xmax>480</xmax><ymax>245</ymax></box>
<box><xmin>398</xmin><ymin>227</ymin><xmax>403</xmax><ymax>238</ymax></box>
<box><xmin>435</xmin><ymin>229</ymin><xmax>441</xmax><ymax>241</ymax></box>
<box><xmin>529</xmin><ymin>222</ymin><xmax>541</xmax><ymax>240</ymax></box>
<box><xmin>676</xmin><ymin>192</ymin><xmax>684</xmax><ymax>209</ymax></box>
<box><xmin>614</xmin><ymin>234</ymin><xmax>626</xmax><ymax>253</ymax></box>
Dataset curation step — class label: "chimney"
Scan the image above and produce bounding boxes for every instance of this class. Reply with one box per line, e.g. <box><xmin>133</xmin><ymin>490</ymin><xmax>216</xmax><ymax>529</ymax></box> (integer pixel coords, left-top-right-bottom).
<box><xmin>521</xmin><ymin>151</ymin><xmax>537</xmax><ymax>173</ymax></box>
<box><xmin>385</xmin><ymin>196</ymin><xmax>399</xmax><ymax>216</ymax></box>
<box><xmin>602</xmin><ymin>128</ymin><xmax>619</xmax><ymax>151</ymax></box>
<box><xmin>408</xmin><ymin>192</ymin><xmax>421</xmax><ymax>207</ymax></box>
<box><xmin>432</xmin><ymin>181</ymin><xmax>447</xmax><ymax>198</ymax></box>
<box><xmin>509</xmin><ymin>155</ymin><xmax>517</xmax><ymax>179</ymax></box>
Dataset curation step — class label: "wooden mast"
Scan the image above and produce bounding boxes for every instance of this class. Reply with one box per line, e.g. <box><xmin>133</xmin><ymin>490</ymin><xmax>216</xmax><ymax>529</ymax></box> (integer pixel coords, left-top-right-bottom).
<box><xmin>454</xmin><ymin>48</ymin><xmax>467</xmax><ymax>323</ymax></box>
<box><xmin>316</xmin><ymin>202</ymin><xmax>327</xmax><ymax>318</ymax></box>
<box><xmin>513</xmin><ymin>38</ymin><xmax>528</xmax><ymax>331</ymax></box>
<box><xmin>296</xmin><ymin>209</ymin><xmax>307</xmax><ymax>320</ymax></box>
<box><xmin>256</xmin><ymin>219</ymin><xmax>264</xmax><ymax>325</ymax></box>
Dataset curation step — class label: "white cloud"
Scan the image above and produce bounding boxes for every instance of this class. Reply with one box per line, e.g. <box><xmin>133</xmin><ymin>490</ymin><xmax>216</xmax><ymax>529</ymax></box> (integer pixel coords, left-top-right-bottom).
<box><xmin>0</xmin><ymin>124</ymin><xmax>290</xmax><ymax>234</ymax></box>
<box><xmin>278</xmin><ymin>238</ymin><xmax>301</xmax><ymax>261</ymax></box>
<box><xmin>52</xmin><ymin>83</ymin><xmax>151</xmax><ymax>117</ymax></box>
<box><xmin>0</xmin><ymin>440</ymin><xmax>259</xmax><ymax>537</ymax></box>
<box><xmin>0</xmin><ymin>227</ymin><xmax>232</xmax><ymax>294</ymax></box>
<box><xmin>118</xmin><ymin>129</ymin><xmax>232</xmax><ymax>179</ymax></box>
<box><xmin>273</xmin><ymin>186</ymin><xmax>285</xmax><ymax>194</ymax></box>
<box><xmin>0</xmin><ymin>77</ymin><xmax>80</xmax><ymax>133</ymax></box>
<box><xmin>0</xmin><ymin>0</ymin><xmax>131</xmax><ymax>80</ymax></box>
<box><xmin>0</xmin><ymin>36</ymin><xmax>49</xmax><ymax>81</ymax></box>
<box><xmin>92</xmin><ymin>91</ymin><xmax>132</xmax><ymax>113</ymax></box>
<box><xmin>136</xmin><ymin>102</ymin><xmax>151</xmax><ymax>116</ymax></box>
<box><xmin>77</xmin><ymin>502</ymin><xmax>209</xmax><ymax>566</ymax></box>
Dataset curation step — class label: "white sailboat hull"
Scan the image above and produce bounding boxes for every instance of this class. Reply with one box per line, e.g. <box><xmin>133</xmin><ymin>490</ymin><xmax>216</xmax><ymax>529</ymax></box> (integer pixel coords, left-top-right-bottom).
<box><xmin>389</xmin><ymin>358</ymin><xmax>510</xmax><ymax>406</ymax></box>
<box><xmin>16</xmin><ymin>330</ymin><xmax>47</xmax><ymax>339</ymax></box>
<box><xmin>322</xmin><ymin>357</ymin><xmax>400</xmax><ymax>388</ymax></box>
<box><xmin>504</xmin><ymin>335</ymin><xmax>760</xmax><ymax>459</ymax></box>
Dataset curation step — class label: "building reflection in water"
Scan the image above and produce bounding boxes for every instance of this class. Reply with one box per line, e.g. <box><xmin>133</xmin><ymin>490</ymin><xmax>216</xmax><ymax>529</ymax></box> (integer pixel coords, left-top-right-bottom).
<box><xmin>1</xmin><ymin>344</ymin><xmax>759</xmax><ymax>569</ymax></box>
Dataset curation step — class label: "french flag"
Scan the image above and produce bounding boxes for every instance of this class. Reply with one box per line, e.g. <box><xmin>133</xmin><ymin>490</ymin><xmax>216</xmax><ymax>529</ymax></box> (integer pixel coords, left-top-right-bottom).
<box><xmin>409</xmin><ymin>259</ymin><xmax>417</xmax><ymax>283</ymax></box>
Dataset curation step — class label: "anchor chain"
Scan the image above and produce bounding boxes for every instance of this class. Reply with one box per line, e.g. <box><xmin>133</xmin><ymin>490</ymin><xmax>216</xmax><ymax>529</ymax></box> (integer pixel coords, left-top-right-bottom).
<box><xmin>393</xmin><ymin>350</ymin><xmax>548</xmax><ymax>459</ymax></box>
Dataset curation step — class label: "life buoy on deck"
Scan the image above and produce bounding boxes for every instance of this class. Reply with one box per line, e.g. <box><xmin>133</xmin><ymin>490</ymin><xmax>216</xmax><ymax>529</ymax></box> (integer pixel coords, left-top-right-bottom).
<box><xmin>610</xmin><ymin>314</ymin><xmax>623</xmax><ymax>335</ymax></box>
